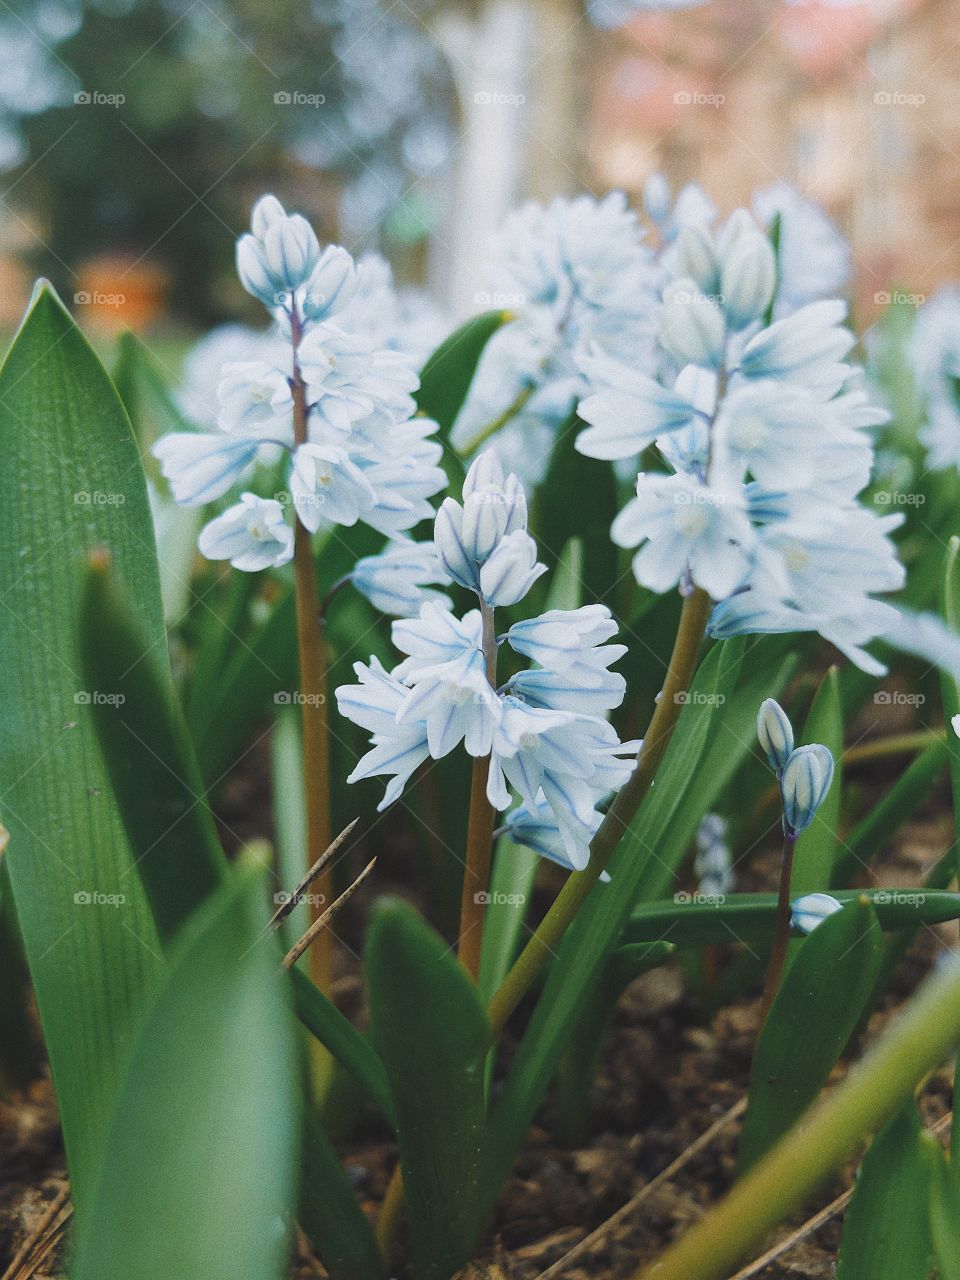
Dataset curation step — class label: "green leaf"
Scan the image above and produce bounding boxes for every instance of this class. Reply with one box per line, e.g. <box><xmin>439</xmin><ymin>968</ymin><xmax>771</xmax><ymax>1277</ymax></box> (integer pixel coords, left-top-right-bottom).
<box><xmin>299</xmin><ymin>1108</ymin><xmax>385</xmax><ymax>1280</ymax></box>
<box><xmin>836</xmin><ymin>1101</ymin><xmax>932</xmax><ymax>1280</ymax></box>
<box><xmin>72</xmin><ymin>860</ymin><xmax>299</xmax><ymax>1280</ymax></box>
<box><xmin>271</xmin><ymin>707</ymin><xmax>310</xmax><ymax>949</ymax></box>
<box><xmin>739</xmin><ymin>897</ymin><xmax>883</xmax><ymax>1171</ymax></box>
<box><xmin>792</xmin><ymin>666</ymin><xmax>844</xmax><ymax>894</ymax></box>
<box><xmin>366</xmin><ymin>899</ymin><xmax>489</xmax><ymax>1280</ymax></box>
<box><xmin>416</xmin><ymin>310</ymin><xmax>509</xmax><ymax>438</ymax></box>
<box><xmin>80</xmin><ymin>555</ymin><xmax>226</xmax><ymax>944</ymax></box>
<box><xmin>290</xmin><ymin>967</ymin><xmax>395</xmax><ymax>1125</ymax></box>
<box><xmin>940</xmin><ymin>536</ymin><xmax>960</xmax><ymax>882</ymax></box>
<box><xmin>928</xmin><ymin>1141</ymin><xmax>960</xmax><ymax>1280</ymax></box>
<box><xmin>484</xmin><ymin>639</ymin><xmax>795</xmax><ymax>1208</ymax></box>
<box><xmin>0</xmin><ymin>282</ymin><xmax>165</xmax><ymax>1214</ymax></box>
<box><xmin>622</xmin><ymin>888</ymin><xmax>960</xmax><ymax>950</ymax></box>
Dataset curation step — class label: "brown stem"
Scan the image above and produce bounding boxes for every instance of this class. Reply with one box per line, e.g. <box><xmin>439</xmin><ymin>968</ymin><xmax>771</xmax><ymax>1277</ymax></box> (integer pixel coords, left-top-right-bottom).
<box><xmin>457</xmin><ymin>601</ymin><xmax>498</xmax><ymax>981</ymax></box>
<box><xmin>487</xmin><ymin>585</ymin><xmax>712</xmax><ymax>1036</ymax></box>
<box><xmin>290</xmin><ymin>309</ymin><xmax>333</xmax><ymax>993</ymax></box>
<box><xmin>759</xmin><ymin>828</ymin><xmax>798</xmax><ymax>1022</ymax></box>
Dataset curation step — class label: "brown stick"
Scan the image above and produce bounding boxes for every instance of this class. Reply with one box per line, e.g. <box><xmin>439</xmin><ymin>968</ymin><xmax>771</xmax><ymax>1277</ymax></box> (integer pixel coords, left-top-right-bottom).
<box><xmin>282</xmin><ymin>858</ymin><xmax>377</xmax><ymax>972</ymax></box>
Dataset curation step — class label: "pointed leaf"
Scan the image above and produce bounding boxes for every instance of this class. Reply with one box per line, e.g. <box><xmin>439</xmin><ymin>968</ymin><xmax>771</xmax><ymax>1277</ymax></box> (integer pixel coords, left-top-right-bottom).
<box><xmin>416</xmin><ymin>310</ymin><xmax>509</xmax><ymax>437</ymax></box>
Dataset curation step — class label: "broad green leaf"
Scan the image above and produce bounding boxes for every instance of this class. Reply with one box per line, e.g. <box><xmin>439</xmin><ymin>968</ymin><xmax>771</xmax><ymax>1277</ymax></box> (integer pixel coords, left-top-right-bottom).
<box><xmin>536</xmin><ymin>414</ymin><xmax>618</xmax><ymax>603</ymax></box>
<box><xmin>416</xmin><ymin>309</ymin><xmax>509</xmax><ymax>438</ymax></box>
<box><xmin>80</xmin><ymin>556</ymin><xmax>226</xmax><ymax>944</ymax></box>
<box><xmin>623</xmin><ymin>888</ymin><xmax>960</xmax><ymax>950</ymax></box>
<box><xmin>290</xmin><ymin>967</ymin><xmax>395</xmax><ymax>1125</ymax></box>
<box><xmin>484</xmin><ymin>638</ymin><xmax>794</xmax><ymax>1207</ymax></box>
<box><xmin>739</xmin><ymin>898</ymin><xmax>883</xmax><ymax>1171</ymax></box>
<box><xmin>271</xmin><ymin>707</ymin><xmax>310</xmax><ymax>949</ymax></box>
<box><xmin>366</xmin><ymin>899</ymin><xmax>489</xmax><ymax>1280</ymax></box>
<box><xmin>792</xmin><ymin>666</ymin><xmax>843</xmax><ymax>894</ymax></box>
<box><xmin>836</xmin><ymin>1101</ymin><xmax>931</xmax><ymax>1280</ymax></box>
<box><xmin>0</xmin><ymin>282</ymin><xmax>165</xmax><ymax>1213</ymax></box>
<box><xmin>72</xmin><ymin>860</ymin><xmax>299</xmax><ymax>1280</ymax></box>
<box><xmin>832</xmin><ymin>738</ymin><xmax>948</xmax><ymax>885</ymax></box>
<box><xmin>928</xmin><ymin>1141</ymin><xmax>960</xmax><ymax>1280</ymax></box>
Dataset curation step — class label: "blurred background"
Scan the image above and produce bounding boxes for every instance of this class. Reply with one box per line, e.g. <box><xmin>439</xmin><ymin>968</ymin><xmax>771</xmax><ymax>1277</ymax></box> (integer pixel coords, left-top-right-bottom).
<box><xmin>1</xmin><ymin>0</ymin><xmax>957</xmax><ymax>339</ymax></box>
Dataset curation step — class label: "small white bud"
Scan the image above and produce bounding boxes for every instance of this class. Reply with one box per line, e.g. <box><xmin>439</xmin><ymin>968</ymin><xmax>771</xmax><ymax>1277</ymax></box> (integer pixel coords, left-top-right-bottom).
<box><xmin>677</xmin><ymin>223</ymin><xmax>721</xmax><ymax>296</ymax></box>
<box><xmin>643</xmin><ymin>172</ymin><xmax>672</xmax><ymax>227</ymax></box>
<box><xmin>261</xmin><ymin>214</ymin><xmax>320</xmax><ymax>293</ymax></box>
<box><xmin>301</xmin><ymin>245</ymin><xmax>358</xmax><ymax>321</ymax></box>
<box><xmin>717</xmin><ymin>207</ymin><xmax>756</xmax><ymax>258</ymax></box>
<box><xmin>250</xmin><ymin>194</ymin><xmax>287</xmax><ymax>239</ymax></box>
<box><xmin>659</xmin><ymin>277</ymin><xmax>726</xmax><ymax>368</ymax></box>
<box><xmin>781</xmin><ymin>743</ymin><xmax>835</xmax><ymax>836</ymax></box>
<box><xmin>757</xmin><ymin>698</ymin><xmax>794</xmax><ymax>773</ymax></box>
<box><xmin>790</xmin><ymin>892</ymin><xmax>843</xmax><ymax>935</ymax></box>
<box><xmin>236</xmin><ymin>234</ymin><xmax>279</xmax><ymax>306</ymax></box>
<box><xmin>721</xmin><ymin>231</ymin><xmax>777</xmax><ymax>330</ymax></box>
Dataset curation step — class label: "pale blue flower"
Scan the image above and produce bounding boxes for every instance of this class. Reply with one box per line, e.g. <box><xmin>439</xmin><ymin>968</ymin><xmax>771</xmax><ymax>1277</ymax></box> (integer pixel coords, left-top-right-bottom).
<box><xmin>151</xmin><ymin>433</ymin><xmax>260</xmax><ymax>506</ymax></box>
<box><xmin>299</xmin><ymin>323</ymin><xmax>419</xmax><ymax>435</ymax></box>
<box><xmin>301</xmin><ymin>245</ymin><xmax>359</xmax><ymax>322</ymax></box>
<box><xmin>479</xmin><ymin>530</ymin><xmax>546</xmax><ymax>607</ymax></box>
<box><xmin>352</xmin><ymin>539</ymin><xmax>450</xmax><ymax>617</ymax></box>
<box><xmin>790</xmin><ymin>892</ymin><xmax>843</xmax><ymax>935</ymax></box>
<box><xmin>780</xmin><ymin>744</ymin><xmax>835</xmax><ymax>836</ymax></box>
<box><xmin>576</xmin><ymin>353</ymin><xmax>699</xmax><ymax>461</ymax></box>
<box><xmin>392</xmin><ymin>603</ymin><xmax>484</xmax><ymax>681</ymax></box>
<box><xmin>217</xmin><ymin>361</ymin><xmax>294</xmax><ymax>440</ymax></box>
<box><xmin>503</xmin><ymin>797</ymin><xmax>605</xmax><ymax>875</ymax></box>
<box><xmin>289</xmin><ymin>442</ymin><xmax>377</xmax><ymax>531</ymax></box>
<box><xmin>336</xmin><ymin>658</ymin><xmax>430</xmax><ymax>810</ymax></box>
<box><xmin>738</xmin><ymin>300</ymin><xmax>854</xmax><ymax>397</ymax></box>
<box><xmin>197</xmin><ymin>492</ymin><xmax>293</xmax><ymax>572</ymax></box>
<box><xmin>757</xmin><ymin>698</ymin><xmax>794</xmax><ymax>773</ymax></box>
<box><xmin>752</xmin><ymin>183</ymin><xmax>850</xmax><ymax>312</ymax></box>
<box><xmin>396</xmin><ymin>648</ymin><xmax>501</xmax><ymax>759</ymax></box>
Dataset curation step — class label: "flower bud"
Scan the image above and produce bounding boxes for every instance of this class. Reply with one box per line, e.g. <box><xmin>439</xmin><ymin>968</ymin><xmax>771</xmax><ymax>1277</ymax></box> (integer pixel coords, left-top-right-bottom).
<box><xmin>643</xmin><ymin>172</ymin><xmax>672</xmax><ymax>227</ymax></box>
<box><xmin>659</xmin><ymin>277</ymin><xmax>726</xmax><ymax>368</ymax></box>
<box><xmin>302</xmin><ymin>245</ymin><xmax>358</xmax><ymax>321</ymax></box>
<box><xmin>757</xmin><ymin>697</ymin><xmax>794</xmax><ymax>773</ymax></box>
<box><xmin>780</xmin><ymin>743</ymin><xmax>835</xmax><ymax>835</ymax></box>
<box><xmin>479</xmin><ymin>529</ymin><xmax>546</xmax><ymax>607</ymax></box>
<box><xmin>677</xmin><ymin>224</ymin><xmax>721</xmax><ymax>296</ymax></box>
<box><xmin>434</xmin><ymin>498</ymin><xmax>478</xmax><ymax>590</ymax></box>
<box><xmin>717</xmin><ymin>207</ymin><xmax>755</xmax><ymax>258</ymax></box>
<box><xmin>790</xmin><ymin>891</ymin><xmax>842</xmax><ymax>935</ymax></box>
<box><xmin>236</xmin><ymin>234</ymin><xmax>279</xmax><ymax>306</ymax></box>
<box><xmin>721</xmin><ymin>231</ymin><xmax>776</xmax><ymax>330</ymax></box>
<box><xmin>262</xmin><ymin>214</ymin><xmax>320</xmax><ymax>293</ymax></box>
<box><xmin>250</xmin><ymin>193</ymin><xmax>286</xmax><ymax>239</ymax></box>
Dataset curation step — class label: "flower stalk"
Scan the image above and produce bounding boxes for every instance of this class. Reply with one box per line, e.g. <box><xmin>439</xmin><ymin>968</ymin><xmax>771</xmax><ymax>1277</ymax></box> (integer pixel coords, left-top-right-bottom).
<box><xmin>290</xmin><ymin>307</ymin><xmax>333</xmax><ymax>992</ymax></box>
<box><xmin>759</xmin><ymin>829</ymin><xmax>797</xmax><ymax>1020</ymax></box>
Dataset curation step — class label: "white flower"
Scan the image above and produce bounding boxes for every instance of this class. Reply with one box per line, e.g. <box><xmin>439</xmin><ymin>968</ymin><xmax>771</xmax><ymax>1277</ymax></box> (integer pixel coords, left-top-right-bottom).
<box><xmin>790</xmin><ymin>892</ymin><xmax>843</xmax><ymax>935</ymax></box>
<box><xmin>335</xmin><ymin>659</ymin><xmax>430</xmax><ymax>810</ymax></box>
<box><xmin>752</xmin><ymin>183</ymin><xmax>850</xmax><ymax>312</ymax></box>
<box><xmin>576</xmin><ymin>353</ymin><xmax>699</xmax><ymax>461</ymax></box>
<box><xmin>352</xmin><ymin>540</ymin><xmax>450</xmax><ymax>617</ymax></box>
<box><xmin>503</xmin><ymin>796</ymin><xmax>605</xmax><ymax>874</ymax></box>
<box><xmin>197</xmin><ymin>492</ymin><xmax>293</xmax><ymax>571</ymax></box>
<box><xmin>612</xmin><ymin>472</ymin><xmax>755</xmax><ymax>599</ymax></box>
<box><xmin>392</xmin><ymin>603</ymin><xmax>484</xmax><ymax>681</ymax></box>
<box><xmin>479</xmin><ymin>530</ymin><xmax>546</xmax><ymax>607</ymax></box>
<box><xmin>217</xmin><ymin>361</ymin><xmax>294</xmax><ymax>440</ymax></box>
<box><xmin>298</xmin><ymin>323</ymin><xmax>419</xmax><ymax>434</ymax></box>
<box><xmin>659</xmin><ymin>278</ymin><xmax>726</xmax><ymax>369</ymax></box>
<box><xmin>396</xmin><ymin>648</ymin><xmax>501</xmax><ymax>758</ymax></box>
<box><xmin>780</xmin><ymin>744</ymin><xmax>835</xmax><ymax>835</ymax></box>
<box><xmin>301</xmin><ymin>245</ymin><xmax>359</xmax><ymax>322</ymax></box>
<box><xmin>236</xmin><ymin>195</ymin><xmax>320</xmax><ymax>302</ymax></box>
<box><xmin>151</xmin><ymin>432</ymin><xmax>260</xmax><ymax>506</ymax></box>
<box><xmin>506</xmin><ymin>605</ymin><xmax>628</xmax><ymax>716</ymax></box>
<box><xmin>738</xmin><ymin>300</ymin><xmax>854</xmax><ymax>397</ymax></box>
<box><xmin>289</xmin><ymin>442</ymin><xmax>376</xmax><ymax>531</ymax></box>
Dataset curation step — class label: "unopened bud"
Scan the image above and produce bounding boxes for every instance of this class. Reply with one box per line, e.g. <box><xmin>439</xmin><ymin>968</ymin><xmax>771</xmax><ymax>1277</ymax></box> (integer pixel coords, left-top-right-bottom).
<box><xmin>757</xmin><ymin>698</ymin><xmax>794</xmax><ymax>773</ymax></box>
<box><xmin>677</xmin><ymin>223</ymin><xmax>721</xmax><ymax>295</ymax></box>
<box><xmin>643</xmin><ymin>172</ymin><xmax>672</xmax><ymax>227</ymax></box>
<box><xmin>781</xmin><ymin>743</ymin><xmax>835</xmax><ymax>835</ymax></box>
<box><xmin>659</xmin><ymin>277</ymin><xmax>726</xmax><ymax>368</ymax></box>
<box><xmin>721</xmin><ymin>231</ymin><xmax>776</xmax><ymax>330</ymax></box>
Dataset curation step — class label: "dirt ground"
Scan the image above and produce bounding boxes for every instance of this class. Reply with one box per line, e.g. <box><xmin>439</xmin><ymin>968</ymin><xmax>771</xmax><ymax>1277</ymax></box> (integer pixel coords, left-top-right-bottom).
<box><xmin>2</xmin><ymin>804</ymin><xmax>955</xmax><ymax>1280</ymax></box>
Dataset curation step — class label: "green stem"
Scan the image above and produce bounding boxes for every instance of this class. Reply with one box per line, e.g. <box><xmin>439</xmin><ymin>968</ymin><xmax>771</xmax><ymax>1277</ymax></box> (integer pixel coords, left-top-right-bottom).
<box><xmin>459</xmin><ymin>383</ymin><xmax>536</xmax><ymax>455</ymax></box>
<box><xmin>637</xmin><ymin>954</ymin><xmax>960</xmax><ymax>1280</ymax></box>
<box><xmin>844</xmin><ymin>729</ymin><xmax>945</xmax><ymax>766</ymax></box>
<box><xmin>289</xmin><ymin>309</ymin><xmax>333</xmax><ymax>993</ymax></box>
<box><xmin>759</xmin><ymin>828</ymin><xmax>797</xmax><ymax>1022</ymax></box>
<box><xmin>458</xmin><ymin>601</ymin><xmax>498</xmax><ymax>981</ymax></box>
<box><xmin>487</xmin><ymin>586</ymin><xmax>712</xmax><ymax>1036</ymax></box>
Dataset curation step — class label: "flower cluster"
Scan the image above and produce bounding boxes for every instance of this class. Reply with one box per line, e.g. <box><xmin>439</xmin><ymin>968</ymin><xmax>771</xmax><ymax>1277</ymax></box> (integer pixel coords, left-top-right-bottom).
<box><xmin>335</xmin><ymin>451</ymin><xmax>638</xmax><ymax>871</ymax></box>
<box><xmin>152</xmin><ymin>196</ymin><xmax>446</xmax><ymax>570</ymax></box>
<box><xmin>451</xmin><ymin>192</ymin><xmax>659</xmax><ymax>481</ymax></box>
<box><xmin>575</xmin><ymin>202</ymin><xmax>905</xmax><ymax>674</ymax></box>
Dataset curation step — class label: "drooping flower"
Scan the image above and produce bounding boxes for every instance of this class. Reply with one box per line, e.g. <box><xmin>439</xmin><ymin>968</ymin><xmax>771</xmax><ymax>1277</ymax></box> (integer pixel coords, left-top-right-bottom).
<box><xmin>197</xmin><ymin>492</ymin><xmax>294</xmax><ymax>571</ymax></box>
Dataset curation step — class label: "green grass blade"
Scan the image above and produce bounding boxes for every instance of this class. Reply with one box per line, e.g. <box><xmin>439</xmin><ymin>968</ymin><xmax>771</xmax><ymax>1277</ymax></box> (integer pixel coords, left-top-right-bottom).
<box><xmin>72</xmin><ymin>859</ymin><xmax>299</xmax><ymax>1280</ymax></box>
<box><xmin>366</xmin><ymin>899</ymin><xmax>489</xmax><ymax>1280</ymax></box>
<box><xmin>0</xmin><ymin>282</ymin><xmax>166</xmax><ymax>1214</ymax></box>
<box><xmin>792</xmin><ymin>666</ymin><xmax>844</xmax><ymax>893</ymax></box>
<box><xmin>80</xmin><ymin>555</ymin><xmax>226</xmax><ymax>944</ymax></box>
<box><xmin>928</xmin><ymin>1141</ymin><xmax>960</xmax><ymax>1280</ymax></box>
<box><xmin>271</xmin><ymin>706</ymin><xmax>310</xmax><ymax>949</ymax></box>
<box><xmin>477</xmin><ymin>837</ymin><xmax>539</xmax><ymax>1004</ymax></box>
<box><xmin>836</xmin><ymin>1102</ymin><xmax>931</xmax><ymax>1280</ymax></box>
<box><xmin>739</xmin><ymin>897</ymin><xmax>883</xmax><ymax>1171</ymax></box>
